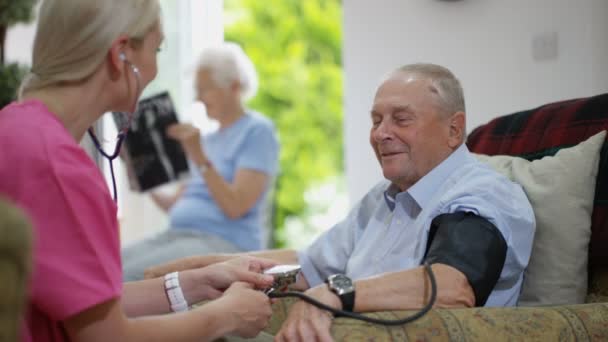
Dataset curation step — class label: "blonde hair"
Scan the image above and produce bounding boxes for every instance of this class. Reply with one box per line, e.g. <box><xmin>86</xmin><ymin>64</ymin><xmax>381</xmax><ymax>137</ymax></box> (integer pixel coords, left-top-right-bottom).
<box><xmin>19</xmin><ymin>0</ymin><xmax>161</xmax><ymax>98</ymax></box>
<box><xmin>0</xmin><ymin>199</ymin><xmax>32</xmax><ymax>342</ymax></box>
<box><xmin>393</xmin><ymin>63</ymin><xmax>466</xmax><ymax>116</ymax></box>
<box><xmin>196</xmin><ymin>42</ymin><xmax>259</xmax><ymax>101</ymax></box>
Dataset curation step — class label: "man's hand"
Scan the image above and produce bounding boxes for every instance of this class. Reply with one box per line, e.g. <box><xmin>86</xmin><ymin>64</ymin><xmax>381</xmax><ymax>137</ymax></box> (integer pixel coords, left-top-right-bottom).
<box><xmin>275</xmin><ymin>285</ymin><xmax>339</xmax><ymax>342</ymax></box>
<box><xmin>216</xmin><ymin>282</ymin><xmax>274</xmax><ymax>338</ymax></box>
<box><xmin>181</xmin><ymin>256</ymin><xmax>277</xmax><ymax>302</ymax></box>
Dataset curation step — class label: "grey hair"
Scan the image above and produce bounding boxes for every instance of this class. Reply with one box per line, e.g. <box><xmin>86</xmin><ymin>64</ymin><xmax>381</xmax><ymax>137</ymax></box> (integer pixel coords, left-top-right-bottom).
<box><xmin>196</xmin><ymin>42</ymin><xmax>258</xmax><ymax>101</ymax></box>
<box><xmin>19</xmin><ymin>0</ymin><xmax>161</xmax><ymax>99</ymax></box>
<box><xmin>392</xmin><ymin>63</ymin><xmax>466</xmax><ymax>116</ymax></box>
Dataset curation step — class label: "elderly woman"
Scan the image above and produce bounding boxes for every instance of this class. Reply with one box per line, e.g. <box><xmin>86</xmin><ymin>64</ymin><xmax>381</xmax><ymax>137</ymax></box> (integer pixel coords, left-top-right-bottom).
<box><xmin>0</xmin><ymin>1</ymin><xmax>274</xmax><ymax>340</ymax></box>
<box><xmin>122</xmin><ymin>42</ymin><xmax>280</xmax><ymax>281</ymax></box>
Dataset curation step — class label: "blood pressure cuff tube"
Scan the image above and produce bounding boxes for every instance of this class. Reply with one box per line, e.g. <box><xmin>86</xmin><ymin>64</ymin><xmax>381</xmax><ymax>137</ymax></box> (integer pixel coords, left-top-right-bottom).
<box><xmin>422</xmin><ymin>212</ymin><xmax>507</xmax><ymax>306</ymax></box>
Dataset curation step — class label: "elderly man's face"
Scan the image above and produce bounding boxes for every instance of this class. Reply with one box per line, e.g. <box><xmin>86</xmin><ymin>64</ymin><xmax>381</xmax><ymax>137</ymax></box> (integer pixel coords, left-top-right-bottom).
<box><xmin>370</xmin><ymin>74</ymin><xmax>462</xmax><ymax>190</ymax></box>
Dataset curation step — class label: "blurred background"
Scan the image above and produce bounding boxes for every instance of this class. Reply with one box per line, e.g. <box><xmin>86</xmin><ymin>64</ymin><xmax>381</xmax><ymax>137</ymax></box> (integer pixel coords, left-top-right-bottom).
<box><xmin>3</xmin><ymin>0</ymin><xmax>607</xmax><ymax>249</ymax></box>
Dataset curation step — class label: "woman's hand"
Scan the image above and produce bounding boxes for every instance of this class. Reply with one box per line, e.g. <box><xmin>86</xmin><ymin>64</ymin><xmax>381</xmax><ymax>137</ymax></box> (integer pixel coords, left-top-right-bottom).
<box><xmin>166</xmin><ymin>123</ymin><xmax>207</xmax><ymax>166</ymax></box>
<box><xmin>144</xmin><ymin>255</ymin><xmax>214</xmax><ymax>279</ymax></box>
<box><xmin>214</xmin><ymin>281</ymin><xmax>274</xmax><ymax>338</ymax></box>
<box><xmin>180</xmin><ymin>256</ymin><xmax>277</xmax><ymax>303</ymax></box>
<box><xmin>222</xmin><ymin>256</ymin><xmax>279</xmax><ymax>274</ymax></box>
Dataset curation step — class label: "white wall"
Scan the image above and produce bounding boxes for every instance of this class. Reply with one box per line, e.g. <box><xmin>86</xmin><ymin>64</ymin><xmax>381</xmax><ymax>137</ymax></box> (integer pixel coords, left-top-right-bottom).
<box><xmin>344</xmin><ymin>0</ymin><xmax>608</xmax><ymax>203</ymax></box>
<box><xmin>5</xmin><ymin>19</ymin><xmax>36</xmax><ymax>65</ymax></box>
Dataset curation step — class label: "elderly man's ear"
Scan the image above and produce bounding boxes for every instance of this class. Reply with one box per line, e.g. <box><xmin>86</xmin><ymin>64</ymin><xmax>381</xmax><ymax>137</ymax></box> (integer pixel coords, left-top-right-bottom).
<box><xmin>448</xmin><ymin>111</ymin><xmax>466</xmax><ymax>148</ymax></box>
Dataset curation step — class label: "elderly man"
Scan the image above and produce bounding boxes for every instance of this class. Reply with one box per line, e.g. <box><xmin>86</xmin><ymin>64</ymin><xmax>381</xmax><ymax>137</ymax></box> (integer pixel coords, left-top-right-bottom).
<box><xmin>146</xmin><ymin>63</ymin><xmax>535</xmax><ymax>341</ymax></box>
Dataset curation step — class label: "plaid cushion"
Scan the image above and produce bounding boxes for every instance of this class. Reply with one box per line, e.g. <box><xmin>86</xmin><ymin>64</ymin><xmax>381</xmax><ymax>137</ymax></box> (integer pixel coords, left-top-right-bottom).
<box><xmin>466</xmin><ymin>93</ymin><xmax>608</xmax><ymax>270</ymax></box>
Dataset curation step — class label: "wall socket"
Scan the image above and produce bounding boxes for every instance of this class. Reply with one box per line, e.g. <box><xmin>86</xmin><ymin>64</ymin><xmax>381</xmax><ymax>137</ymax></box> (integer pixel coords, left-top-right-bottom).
<box><xmin>532</xmin><ymin>31</ymin><xmax>559</xmax><ymax>62</ymax></box>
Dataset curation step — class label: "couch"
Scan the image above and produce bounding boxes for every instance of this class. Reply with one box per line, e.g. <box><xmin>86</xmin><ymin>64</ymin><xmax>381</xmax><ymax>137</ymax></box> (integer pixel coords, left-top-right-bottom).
<box><xmin>264</xmin><ymin>93</ymin><xmax>608</xmax><ymax>341</ymax></box>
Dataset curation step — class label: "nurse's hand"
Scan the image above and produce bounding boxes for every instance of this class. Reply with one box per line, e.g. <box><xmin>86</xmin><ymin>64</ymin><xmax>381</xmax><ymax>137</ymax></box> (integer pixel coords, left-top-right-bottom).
<box><xmin>180</xmin><ymin>256</ymin><xmax>277</xmax><ymax>303</ymax></box>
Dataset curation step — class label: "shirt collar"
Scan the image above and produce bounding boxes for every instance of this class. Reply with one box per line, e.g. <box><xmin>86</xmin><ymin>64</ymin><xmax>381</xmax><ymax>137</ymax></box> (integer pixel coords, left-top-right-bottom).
<box><xmin>383</xmin><ymin>144</ymin><xmax>472</xmax><ymax>211</ymax></box>
<box><xmin>383</xmin><ymin>183</ymin><xmax>401</xmax><ymax>211</ymax></box>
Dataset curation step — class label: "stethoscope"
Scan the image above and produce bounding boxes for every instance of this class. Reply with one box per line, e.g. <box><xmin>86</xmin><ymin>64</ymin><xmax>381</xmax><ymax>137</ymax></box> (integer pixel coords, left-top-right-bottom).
<box><xmin>87</xmin><ymin>52</ymin><xmax>141</xmax><ymax>203</ymax></box>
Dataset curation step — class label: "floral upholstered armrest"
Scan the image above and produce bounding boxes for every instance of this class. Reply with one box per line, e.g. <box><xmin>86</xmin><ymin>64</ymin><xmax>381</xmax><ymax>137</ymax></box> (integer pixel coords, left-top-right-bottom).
<box><xmin>266</xmin><ymin>298</ymin><xmax>608</xmax><ymax>341</ymax></box>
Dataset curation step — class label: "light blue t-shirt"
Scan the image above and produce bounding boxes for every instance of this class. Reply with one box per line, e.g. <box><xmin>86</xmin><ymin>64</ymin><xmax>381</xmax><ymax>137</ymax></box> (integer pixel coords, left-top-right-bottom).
<box><xmin>298</xmin><ymin>144</ymin><xmax>536</xmax><ymax>307</ymax></box>
<box><xmin>169</xmin><ymin>111</ymin><xmax>279</xmax><ymax>251</ymax></box>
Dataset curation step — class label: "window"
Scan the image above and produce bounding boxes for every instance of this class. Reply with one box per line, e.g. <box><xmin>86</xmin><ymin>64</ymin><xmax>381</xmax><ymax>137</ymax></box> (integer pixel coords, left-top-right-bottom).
<box><xmin>100</xmin><ymin>0</ymin><xmax>224</xmax><ymax>246</ymax></box>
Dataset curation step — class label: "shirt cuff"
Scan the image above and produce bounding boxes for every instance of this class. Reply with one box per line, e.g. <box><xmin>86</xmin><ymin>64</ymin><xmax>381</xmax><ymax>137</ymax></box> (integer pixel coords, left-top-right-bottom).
<box><xmin>297</xmin><ymin>250</ymin><xmax>324</xmax><ymax>287</ymax></box>
<box><xmin>236</xmin><ymin>162</ymin><xmax>276</xmax><ymax>176</ymax></box>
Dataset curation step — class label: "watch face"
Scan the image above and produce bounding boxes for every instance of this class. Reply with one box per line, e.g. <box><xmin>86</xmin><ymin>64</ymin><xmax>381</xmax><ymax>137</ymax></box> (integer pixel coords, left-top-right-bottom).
<box><xmin>332</xmin><ymin>275</ymin><xmax>352</xmax><ymax>288</ymax></box>
<box><xmin>328</xmin><ymin>274</ymin><xmax>354</xmax><ymax>294</ymax></box>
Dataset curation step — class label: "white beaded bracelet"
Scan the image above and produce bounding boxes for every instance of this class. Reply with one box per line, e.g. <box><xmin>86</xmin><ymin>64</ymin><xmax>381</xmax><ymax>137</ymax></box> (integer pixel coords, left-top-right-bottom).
<box><xmin>164</xmin><ymin>272</ymin><xmax>189</xmax><ymax>312</ymax></box>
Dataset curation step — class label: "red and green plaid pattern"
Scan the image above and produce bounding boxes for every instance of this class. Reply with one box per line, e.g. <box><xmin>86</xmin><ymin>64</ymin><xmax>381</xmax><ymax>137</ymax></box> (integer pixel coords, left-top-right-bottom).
<box><xmin>466</xmin><ymin>93</ymin><xmax>608</xmax><ymax>270</ymax></box>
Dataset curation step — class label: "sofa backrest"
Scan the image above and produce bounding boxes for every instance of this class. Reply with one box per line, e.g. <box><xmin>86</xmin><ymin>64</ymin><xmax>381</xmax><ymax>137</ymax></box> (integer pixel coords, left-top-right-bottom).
<box><xmin>466</xmin><ymin>93</ymin><xmax>608</xmax><ymax>274</ymax></box>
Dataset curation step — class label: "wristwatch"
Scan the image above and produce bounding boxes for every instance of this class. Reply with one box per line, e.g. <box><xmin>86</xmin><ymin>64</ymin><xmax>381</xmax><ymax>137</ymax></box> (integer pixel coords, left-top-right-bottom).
<box><xmin>325</xmin><ymin>274</ymin><xmax>355</xmax><ymax>312</ymax></box>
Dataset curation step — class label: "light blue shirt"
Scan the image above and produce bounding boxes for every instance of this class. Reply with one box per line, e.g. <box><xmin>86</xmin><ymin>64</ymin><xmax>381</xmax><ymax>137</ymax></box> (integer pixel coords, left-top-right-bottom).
<box><xmin>169</xmin><ymin>111</ymin><xmax>279</xmax><ymax>251</ymax></box>
<box><xmin>298</xmin><ymin>144</ymin><xmax>535</xmax><ymax>307</ymax></box>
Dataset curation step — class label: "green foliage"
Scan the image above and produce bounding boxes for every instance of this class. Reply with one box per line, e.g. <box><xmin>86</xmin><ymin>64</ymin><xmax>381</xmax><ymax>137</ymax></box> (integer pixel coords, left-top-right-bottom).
<box><xmin>0</xmin><ymin>63</ymin><xmax>26</xmax><ymax>108</ymax></box>
<box><xmin>0</xmin><ymin>0</ymin><xmax>37</xmax><ymax>26</ymax></box>
<box><xmin>224</xmin><ymin>0</ymin><xmax>343</xmax><ymax>247</ymax></box>
<box><xmin>0</xmin><ymin>0</ymin><xmax>37</xmax><ymax>107</ymax></box>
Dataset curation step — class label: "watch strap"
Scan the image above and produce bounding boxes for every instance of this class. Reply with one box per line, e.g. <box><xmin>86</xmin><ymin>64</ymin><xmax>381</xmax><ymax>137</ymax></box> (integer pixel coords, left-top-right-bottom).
<box><xmin>340</xmin><ymin>290</ymin><xmax>355</xmax><ymax>312</ymax></box>
<box><xmin>325</xmin><ymin>275</ymin><xmax>355</xmax><ymax>312</ymax></box>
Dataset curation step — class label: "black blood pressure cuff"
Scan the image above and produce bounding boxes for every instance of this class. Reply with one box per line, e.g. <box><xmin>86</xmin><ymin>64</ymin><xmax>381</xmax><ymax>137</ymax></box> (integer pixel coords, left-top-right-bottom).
<box><xmin>422</xmin><ymin>212</ymin><xmax>507</xmax><ymax>306</ymax></box>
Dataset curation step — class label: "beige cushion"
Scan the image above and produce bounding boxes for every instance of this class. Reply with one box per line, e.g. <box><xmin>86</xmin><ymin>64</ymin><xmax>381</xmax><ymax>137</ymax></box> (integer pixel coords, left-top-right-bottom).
<box><xmin>474</xmin><ymin>130</ymin><xmax>606</xmax><ymax>306</ymax></box>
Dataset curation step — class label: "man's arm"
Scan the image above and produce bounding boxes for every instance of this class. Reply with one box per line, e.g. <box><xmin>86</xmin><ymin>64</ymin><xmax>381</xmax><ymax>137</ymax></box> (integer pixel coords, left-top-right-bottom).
<box><xmin>353</xmin><ymin>263</ymin><xmax>474</xmax><ymax>311</ymax></box>
<box><xmin>274</xmin><ymin>264</ymin><xmax>474</xmax><ymax>342</ymax></box>
<box><xmin>276</xmin><ymin>211</ymin><xmax>510</xmax><ymax>341</ymax></box>
<box><xmin>299</xmin><ymin>263</ymin><xmax>474</xmax><ymax>313</ymax></box>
